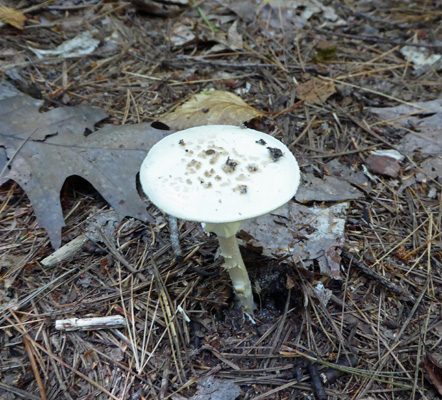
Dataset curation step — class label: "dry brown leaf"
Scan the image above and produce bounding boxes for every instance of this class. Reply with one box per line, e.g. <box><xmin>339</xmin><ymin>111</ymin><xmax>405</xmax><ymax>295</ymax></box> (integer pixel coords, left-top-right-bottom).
<box><xmin>369</xmin><ymin>100</ymin><xmax>442</xmax><ymax>155</ymax></box>
<box><xmin>365</xmin><ymin>154</ymin><xmax>401</xmax><ymax>178</ymax></box>
<box><xmin>239</xmin><ymin>202</ymin><xmax>348</xmax><ymax>279</ymax></box>
<box><xmin>0</xmin><ymin>5</ymin><xmax>26</xmax><ymax>29</ymax></box>
<box><xmin>160</xmin><ymin>90</ymin><xmax>264</xmax><ymax>130</ymax></box>
<box><xmin>190</xmin><ymin>376</ymin><xmax>241</xmax><ymax>400</ymax></box>
<box><xmin>296</xmin><ymin>79</ymin><xmax>336</xmax><ymax>104</ymax></box>
<box><xmin>421</xmin><ymin>353</ymin><xmax>442</xmax><ymax>396</ymax></box>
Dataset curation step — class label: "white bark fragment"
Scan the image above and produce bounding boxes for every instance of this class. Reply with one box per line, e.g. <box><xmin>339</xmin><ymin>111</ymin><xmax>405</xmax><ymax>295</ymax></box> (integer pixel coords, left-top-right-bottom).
<box><xmin>41</xmin><ymin>235</ymin><xmax>86</xmax><ymax>267</ymax></box>
<box><xmin>55</xmin><ymin>315</ymin><xmax>125</xmax><ymax>331</ymax></box>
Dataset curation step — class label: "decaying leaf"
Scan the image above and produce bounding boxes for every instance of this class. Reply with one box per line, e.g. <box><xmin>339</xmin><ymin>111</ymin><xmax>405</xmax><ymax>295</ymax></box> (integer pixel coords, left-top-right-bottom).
<box><xmin>324</xmin><ymin>158</ymin><xmax>372</xmax><ymax>194</ymax></box>
<box><xmin>365</xmin><ymin>154</ymin><xmax>401</xmax><ymax>178</ymax></box>
<box><xmin>416</xmin><ymin>156</ymin><xmax>442</xmax><ymax>183</ymax></box>
<box><xmin>29</xmin><ymin>31</ymin><xmax>100</xmax><ymax>59</ymax></box>
<box><xmin>369</xmin><ymin>100</ymin><xmax>442</xmax><ymax>156</ymax></box>
<box><xmin>400</xmin><ymin>46</ymin><xmax>442</xmax><ymax>74</ymax></box>
<box><xmin>296</xmin><ymin>79</ymin><xmax>336</xmax><ymax>104</ymax></box>
<box><xmin>170</xmin><ymin>20</ymin><xmax>198</xmax><ymax>47</ymax></box>
<box><xmin>0</xmin><ymin>5</ymin><xmax>26</xmax><ymax>29</ymax></box>
<box><xmin>421</xmin><ymin>353</ymin><xmax>442</xmax><ymax>396</ymax></box>
<box><xmin>370</xmin><ymin>100</ymin><xmax>442</xmax><ymax>183</ymax></box>
<box><xmin>296</xmin><ymin>173</ymin><xmax>364</xmax><ymax>202</ymax></box>
<box><xmin>239</xmin><ymin>202</ymin><xmax>349</xmax><ymax>279</ymax></box>
<box><xmin>190</xmin><ymin>376</ymin><xmax>241</xmax><ymax>400</ymax></box>
<box><xmin>129</xmin><ymin>0</ymin><xmax>187</xmax><ymax>17</ymax></box>
<box><xmin>160</xmin><ymin>90</ymin><xmax>264</xmax><ymax>130</ymax></box>
<box><xmin>169</xmin><ymin>19</ymin><xmax>242</xmax><ymax>52</ymax></box>
<box><xmin>257</xmin><ymin>0</ymin><xmax>339</xmax><ymax>30</ymax></box>
<box><xmin>0</xmin><ymin>82</ymin><xmax>169</xmax><ymax>248</ymax></box>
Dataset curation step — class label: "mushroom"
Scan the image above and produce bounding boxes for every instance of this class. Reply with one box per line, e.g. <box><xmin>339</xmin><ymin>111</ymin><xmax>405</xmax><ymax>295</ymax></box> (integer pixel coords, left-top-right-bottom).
<box><xmin>139</xmin><ymin>125</ymin><xmax>300</xmax><ymax>313</ymax></box>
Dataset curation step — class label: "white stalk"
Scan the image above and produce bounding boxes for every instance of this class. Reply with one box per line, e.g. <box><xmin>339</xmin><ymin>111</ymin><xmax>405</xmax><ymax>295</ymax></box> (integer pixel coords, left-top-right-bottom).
<box><xmin>204</xmin><ymin>222</ymin><xmax>255</xmax><ymax>313</ymax></box>
<box><xmin>216</xmin><ymin>235</ymin><xmax>255</xmax><ymax>313</ymax></box>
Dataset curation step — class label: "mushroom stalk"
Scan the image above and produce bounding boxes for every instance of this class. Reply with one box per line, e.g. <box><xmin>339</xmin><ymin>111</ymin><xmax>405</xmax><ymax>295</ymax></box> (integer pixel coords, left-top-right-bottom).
<box><xmin>217</xmin><ymin>235</ymin><xmax>255</xmax><ymax>313</ymax></box>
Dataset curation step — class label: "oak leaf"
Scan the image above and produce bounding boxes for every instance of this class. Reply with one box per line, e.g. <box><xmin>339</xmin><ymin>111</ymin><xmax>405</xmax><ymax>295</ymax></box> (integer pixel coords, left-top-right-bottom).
<box><xmin>0</xmin><ymin>82</ymin><xmax>169</xmax><ymax>248</ymax></box>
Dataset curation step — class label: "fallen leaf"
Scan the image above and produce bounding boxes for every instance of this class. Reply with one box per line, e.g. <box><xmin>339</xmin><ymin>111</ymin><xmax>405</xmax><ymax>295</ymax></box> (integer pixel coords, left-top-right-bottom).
<box><xmin>29</xmin><ymin>31</ymin><xmax>99</xmax><ymax>59</ymax></box>
<box><xmin>369</xmin><ymin>100</ymin><xmax>442</xmax><ymax>155</ymax></box>
<box><xmin>365</xmin><ymin>155</ymin><xmax>401</xmax><ymax>178</ymax></box>
<box><xmin>416</xmin><ymin>156</ymin><xmax>442</xmax><ymax>183</ymax></box>
<box><xmin>257</xmin><ymin>0</ymin><xmax>339</xmax><ymax>30</ymax></box>
<box><xmin>211</xmin><ymin>21</ymin><xmax>243</xmax><ymax>52</ymax></box>
<box><xmin>239</xmin><ymin>202</ymin><xmax>348</xmax><ymax>279</ymax></box>
<box><xmin>286</xmin><ymin>274</ymin><xmax>296</xmax><ymax>289</ymax></box>
<box><xmin>400</xmin><ymin>46</ymin><xmax>442</xmax><ymax>75</ymax></box>
<box><xmin>296</xmin><ymin>79</ymin><xmax>336</xmax><ymax>104</ymax></box>
<box><xmin>0</xmin><ymin>5</ymin><xmax>26</xmax><ymax>29</ymax></box>
<box><xmin>0</xmin><ymin>82</ymin><xmax>169</xmax><ymax>248</ymax></box>
<box><xmin>324</xmin><ymin>159</ymin><xmax>372</xmax><ymax>194</ymax></box>
<box><xmin>190</xmin><ymin>376</ymin><xmax>241</xmax><ymax>400</ymax></box>
<box><xmin>296</xmin><ymin>174</ymin><xmax>364</xmax><ymax>202</ymax></box>
<box><xmin>369</xmin><ymin>100</ymin><xmax>442</xmax><ymax>184</ymax></box>
<box><xmin>314</xmin><ymin>282</ymin><xmax>333</xmax><ymax>306</ymax></box>
<box><xmin>227</xmin><ymin>0</ymin><xmax>256</xmax><ymax>23</ymax></box>
<box><xmin>129</xmin><ymin>0</ymin><xmax>187</xmax><ymax>17</ymax></box>
<box><xmin>170</xmin><ymin>20</ymin><xmax>197</xmax><ymax>47</ymax></box>
<box><xmin>160</xmin><ymin>90</ymin><xmax>264</xmax><ymax>130</ymax></box>
<box><xmin>421</xmin><ymin>353</ymin><xmax>442</xmax><ymax>396</ymax></box>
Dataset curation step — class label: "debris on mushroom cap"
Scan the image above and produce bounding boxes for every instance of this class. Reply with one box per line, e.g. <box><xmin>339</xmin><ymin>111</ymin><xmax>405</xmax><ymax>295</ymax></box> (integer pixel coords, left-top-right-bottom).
<box><xmin>139</xmin><ymin>125</ymin><xmax>300</xmax><ymax>223</ymax></box>
<box><xmin>267</xmin><ymin>147</ymin><xmax>283</xmax><ymax>162</ymax></box>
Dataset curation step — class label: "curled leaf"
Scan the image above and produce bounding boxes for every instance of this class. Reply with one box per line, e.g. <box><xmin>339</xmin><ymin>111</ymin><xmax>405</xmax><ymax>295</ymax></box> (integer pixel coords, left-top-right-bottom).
<box><xmin>296</xmin><ymin>78</ymin><xmax>336</xmax><ymax>104</ymax></box>
<box><xmin>160</xmin><ymin>90</ymin><xmax>264</xmax><ymax>130</ymax></box>
<box><xmin>0</xmin><ymin>5</ymin><xmax>26</xmax><ymax>29</ymax></box>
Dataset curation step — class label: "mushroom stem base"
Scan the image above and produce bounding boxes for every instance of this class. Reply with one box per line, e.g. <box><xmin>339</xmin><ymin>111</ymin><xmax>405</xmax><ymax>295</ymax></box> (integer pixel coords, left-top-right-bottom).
<box><xmin>217</xmin><ymin>235</ymin><xmax>255</xmax><ymax>313</ymax></box>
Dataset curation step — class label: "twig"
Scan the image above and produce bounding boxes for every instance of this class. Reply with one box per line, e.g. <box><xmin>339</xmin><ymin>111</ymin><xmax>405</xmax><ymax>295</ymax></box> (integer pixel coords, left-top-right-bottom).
<box><xmin>0</xmin><ymin>268</ymin><xmax>77</xmax><ymax>325</ymax></box>
<box><xmin>0</xmin><ymin>382</ymin><xmax>41</xmax><ymax>400</ymax></box>
<box><xmin>6</xmin><ymin>313</ymin><xmax>120</xmax><ymax>400</ymax></box>
<box><xmin>168</xmin><ymin>215</ymin><xmax>183</xmax><ymax>262</ymax></box>
<box><xmin>98</xmin><ymin>229</ymin><xmax>148</xmax><ymax>281</ymax></box>
<box><xmin>40</xmin><ymin>234</ymin><xmax>86</xmax><ymax>266</ymax></box>
<box><xmin>332</xmin><ymin>2</ymin><xmax>409</xmax><ymax>29</ymax></box>
<box><xmin>151</xmin><ymin>259</ymin><xmax>187</xmax><ymax>383</ymax></box>
<box><xmin>341</xmin><ymin>251</ymin><xmax>414</xmax><ymax>300</ymax></box>
<box><xmin>23</xmin><ymin>336</ymin><xmax>48</xmax><ymax>400</ymax></box>
<box><xmin>320</xmin><ymin>354</ymin><xmax>358</xmax><ymax>384</ymax></box>
<box><xmin>313</xmin><ymin>27</ymin><xmax>442</xmax><ymax>50</ymax></box>
<box><xmin>55</xmin><ymin>316</ymin><xmax>125</xmax><ymax>331</ymax></box>
<box><xmin>166</xmin><ymin>55</ymin><xmax>325</xmax><ymax>73</ymax></box>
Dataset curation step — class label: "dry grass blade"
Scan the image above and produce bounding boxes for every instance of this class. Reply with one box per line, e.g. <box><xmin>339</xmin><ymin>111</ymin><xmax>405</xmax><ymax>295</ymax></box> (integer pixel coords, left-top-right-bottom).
<box><xmin>152</xmin><ymin>259</ymin><xmax>187</xmax><ymax>384</ymax></box>
<box><xmin>22</xmin><ymin>336</ymin><xmax>48</xmax><ymax>400</ymax></box>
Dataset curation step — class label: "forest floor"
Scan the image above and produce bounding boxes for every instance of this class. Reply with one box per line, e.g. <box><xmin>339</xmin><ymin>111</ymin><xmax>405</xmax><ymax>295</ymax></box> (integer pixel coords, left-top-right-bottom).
<box><xmin>1</xmin><ymin>1</ymin><xmax>442</xmax><ymax>399</ymax></box>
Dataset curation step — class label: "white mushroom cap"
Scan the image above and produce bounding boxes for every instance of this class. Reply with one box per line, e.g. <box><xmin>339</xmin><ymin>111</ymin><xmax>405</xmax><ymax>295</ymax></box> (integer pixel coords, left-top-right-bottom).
<box><xmin>140</xmin><ymin>125</ymin><xmax>300</xmax><ymax>223</ymax></box>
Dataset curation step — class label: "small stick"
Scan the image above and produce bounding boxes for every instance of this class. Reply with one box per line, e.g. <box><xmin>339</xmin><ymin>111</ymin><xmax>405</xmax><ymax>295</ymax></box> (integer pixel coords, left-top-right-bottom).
<box><xmin>55</xmin><ymin>316</ymin><xmax>125</xmax><ymax>331</ymax></box>
<box><xmin>168</xmin><ymin>215</ymin><xmax>183</xmax><ymax>262</ymax></box>
<box><xmin>23</xmin><ymin>336</ymin><xmax>48</xmax><ymax>400</ymax></box>
<box><xmin>41</xmin><ymin>235</ymin><xmax>86</xmax><ymax>266</ymax></box>
<box><xmin>320</xmin><ymin>354</ymin><xmax>358</xmax><ymax>384</ymax></box>
<box><xmin>342</xmin><ymin>251</ymin><xmax>414</xmax><ymax>301</ymax></box>
<box><xmin>160</xmin><ymin>359</ymin><xmax>170</xmax><ymax>399</ymax></box>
